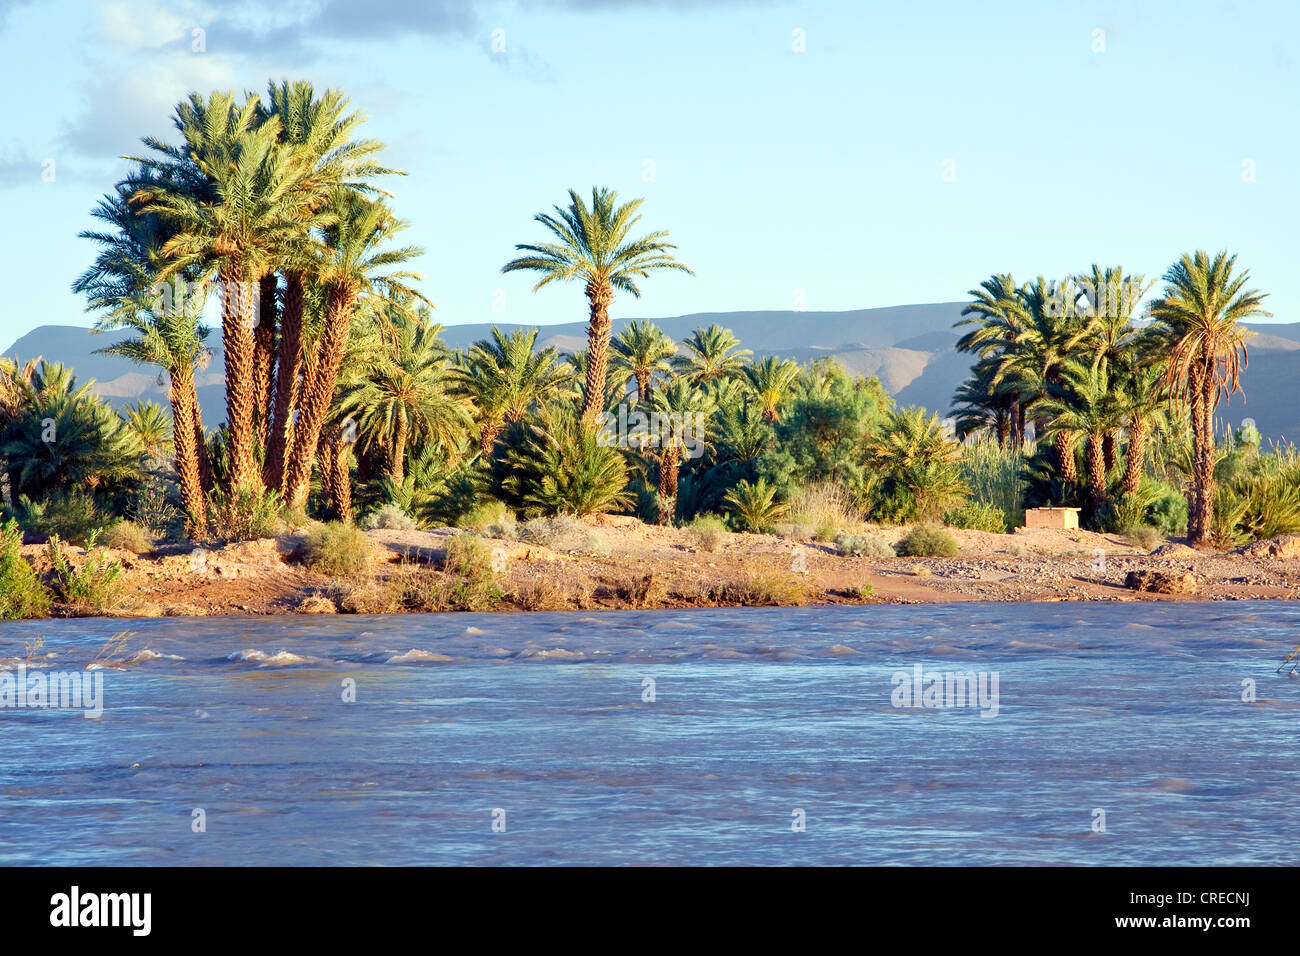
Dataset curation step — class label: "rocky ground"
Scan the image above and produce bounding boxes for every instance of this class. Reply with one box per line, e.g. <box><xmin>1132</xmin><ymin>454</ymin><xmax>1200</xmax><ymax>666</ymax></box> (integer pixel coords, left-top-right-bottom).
<box><xmin>20</xmin><ymin>516</ymin><xmax>1300</xmax><ymax>618</ymax></box>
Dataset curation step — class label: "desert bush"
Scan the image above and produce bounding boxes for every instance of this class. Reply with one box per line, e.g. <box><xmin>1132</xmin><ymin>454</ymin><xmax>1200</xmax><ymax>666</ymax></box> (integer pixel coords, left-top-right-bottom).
<box><xmin>300</xmin><ymin>522</ymin><xmax>373</xmax><ymax>577</ymax></box>
<box><xmin>686</xmin><ymin>515</ymin><xmax>727</xmax><ymax>552</ymax></box>
<box><xmin>773</xmin><ymin>521</ymin><xmax>813</xmax><ymax>540</ymax></box>
<box><xmin>207</xmin><ymin>482</ymin><xmax>280</xmax><ymax>541</ymax></box>
<box><xmin>0</xmin><ymin>520</ymin><xmax>51</xmax><ymax>619</ymax></box>
<box><xmin>458</xmin><ymin>500</ymin><xmax>516</xmax><ymax>537</ymax></box>
<box><xmin>624</xmin><ymin>570</ymin><xmax>665</xmax><ymax>608</ymax></box>
<box><xmin>1123</xmin><ymin>525</ymin><xmax>1163</xmax><ymax>551</ymax></box>
<box><xmin>834</xmin><ymin>532</ymin><xmax>895</xmax><ymax>558</ymax></box>
<box><xmin>812</xmin><ymin>524</ymin><xmax>837</xmax><ymax>543</ymax></box>
<box><xmin>896</xmin><ymin>523</ymin><xmax>960</xmax><ymax>558</ymax></box>
<box><xmin>46</xmin><ymin>532</ymin><xmax>127</xmax><ymax>615</ymax></box>
<box><xmin>788</xmin><ymin>481</ymin><xmax>861</xmax><ymax>529</ymax></box>
<box><xmin>442</xmin><ymin>532</ymin><xmax>497</xmax><ymax>578</ymax></box>
<box><xmin>713</xmin><ymin>560</ymin><xmax>810</xmax><ymax>606</ymax></box>
<box><xmin>360</xmin><ymin>503</ymin><xmax>418</xmax><ymax>531</ymax></box>
<box><xmin>99</xmin><ymin>519</ymin><xmax>153</xmax><ymax>554</ymax></box>
<box><xmin>518</xmin><ymin>514</ymin><xmax>587</xmax><ymax>551</ymax></box>
<box><xmin>509</xmin><ymin>578</ymin><xmax>568</xmax><ymax>611</ymax></box>
<box><xmin>337</xmin><ymin>579</ymin><xmax>402</xmax><ymax>614</ymax></box>
<box><xmin>942</xmin><ymin>501</ymin><xmax>1009</xmax><ymax>533</ymax></box>
<box><xmin>723</xmin><ymin>477</ymin><xmax>787</xmax><ymax>533</ymax></box>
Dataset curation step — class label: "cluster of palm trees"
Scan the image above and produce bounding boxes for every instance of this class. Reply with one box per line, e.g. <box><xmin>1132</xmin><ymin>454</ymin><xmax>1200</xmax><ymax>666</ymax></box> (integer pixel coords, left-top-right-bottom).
<box><xmin>951</xmin><ymin>252</ymin><xmax>1270</xmax><ymax>545</ymax></box>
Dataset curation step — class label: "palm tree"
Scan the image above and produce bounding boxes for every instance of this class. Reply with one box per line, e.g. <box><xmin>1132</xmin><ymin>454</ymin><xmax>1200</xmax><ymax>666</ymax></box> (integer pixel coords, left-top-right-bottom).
<box><xmin>743</xmin><ymin>356</ymin><xmax>800</xmax><ymax>422</ymax></box>
<box><xmin>1036</xmin><ymin>361</ymin><xmax>1125</xmax><ymax>515</ymax></box>
<box><xmin>865</xmin><ymin>407</ymin><xmax>968</xmax><ymax>521</ymax></box>
<box><xmin>335</xmin><ymin>312</ymin><xmax>471</xmax><ymax>487</ymax></box>
<box><xmin>955</xmin><ymin>274</ymin><xmax>1027</xmax><ymax>443</ymax></box>
<box><xmin>73</xmin><ymin>166</ymin><xmax>214</xmax><ymax>532</ymax></box>
<box><xmin>459</xmin><ymin>327</ymin><xmax>573</xmax><ymax>457</ymax></box>
<box><xmin>130</xmin><ymin>90</ymin><xmax>328</xmax><ymax>491</ymax></box>
<box><xmin>282</xmin><ymin>189</ymin><xmax>426</xmax><ymax>506</ymax></box>
<box><xmin>673</xmin><ymin>324</ymin><xmax>751</xmax><ymax>384</ymax></box>
<box><xmin>502</xmin><ymin>187</ymin><xmax>693</xmax><ymax>427</ymax></box>
<box><xmin>120</xmin><ymin>400</ymin><xmax>173</xmax><ymax>466</ymax></box>
<box><xmin>261</xmin><ymin>80</ymin><xmax>397</xmax><ymax>493</ymax></box>
<box><xmin>1115</xmin><ymin>362</ymin><xmax>1169</xmax><ymax>498</ymax></box>
<box><xmin>647</xmin><ymin>377</ymin><xmax>715</xmax><ymax>523</ymax></box>
<box><xmin>1147</xmin><ymin>250</ymin><xmax>1270</xmax><ymax>545</ymax></box>
<box><xmin>951</xmin><ymin>355</ymin><xmax>1018</xmax><ymax>446</ymax></box>
<box><xmin>612</xmin><ymin>320</ymin><xmax>678</xmax><ymax>404</ymax></box>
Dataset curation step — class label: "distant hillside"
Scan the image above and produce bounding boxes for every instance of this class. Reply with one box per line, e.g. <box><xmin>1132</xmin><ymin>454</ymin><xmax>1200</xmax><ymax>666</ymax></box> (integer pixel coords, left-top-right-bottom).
<box><xmin>6</xmin><ymin>303</ymin><xmax>1297</xmax><ymax>444</ymax></box>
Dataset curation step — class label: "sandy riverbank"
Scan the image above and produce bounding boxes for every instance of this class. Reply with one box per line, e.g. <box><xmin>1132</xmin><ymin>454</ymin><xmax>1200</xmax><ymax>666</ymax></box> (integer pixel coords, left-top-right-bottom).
<box><xmin>18</xmin><ymin>516</ymin><xmax>1300</xmax><ymax>618</ymax></box>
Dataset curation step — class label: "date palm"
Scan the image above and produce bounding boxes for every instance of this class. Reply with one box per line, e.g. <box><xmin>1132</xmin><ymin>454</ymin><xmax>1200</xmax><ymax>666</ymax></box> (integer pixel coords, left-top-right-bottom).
<box><xmin>612</xmin><ymin>320</ymin><xmax>678</xmax><ymax>404</ymax></box>
<box><xmin>1036</xmin><ymin>360</ymin><xmax>1125</xmax><ymax>515</ymax></box>
<box><xmin>673</xmin><ymin>324</ymin><xmax>751</xmax><ymax>385</ymax></box>
<box><xmin>130</xmin><ymin>90</ymin><xmax>328</xmax><ymax>491</ymax></box>
<box><xmin>335</xmin><ymin>309</ymin><xmax>471</xmax><ymax>487</ymax></box>
<box><xmin>282</xmin><ymin>188</ymin><xmax>426</xmax><ymax>506</ymax></box>
<box><xmin>1147</xmin><ymin>250</ymin><xmax>1270</xmax><ymax>545</ymax></box>
<box><xmin>743</xmin><ymin>355</ymin><xmax>800</xmax><ymax>422</ymax></box>
<box><xmin>502</xmin><ymin>187</ymin><xmax>693</xmax><ymax>427</ymax></box>
<box><xmin>73</xmin><ymin>166</ymin><xmax>214</xmax><ymax>532</ymax></box>
<box><xmin>955</xmin><ymin>274</ymin><xmax>1027</xmax><ymax>443</ymax></box>
<box><xmin>647</xmin><ymin>377</ymin><xmax>715</xmax><ymax>523</ymax></box>
<box><xmin>459</xmin><ymin>327</ymin><xmax>573</xmax><ymax>458</ymax></box>
<box><xmin>261</xmin><ymin>80</ymin><xmax>397</xmax><ymax>492</ymax></box>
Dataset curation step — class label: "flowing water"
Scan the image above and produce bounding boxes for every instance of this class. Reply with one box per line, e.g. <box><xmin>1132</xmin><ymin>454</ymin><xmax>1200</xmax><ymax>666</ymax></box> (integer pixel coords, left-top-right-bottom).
<box><xmin>1</xmin><ymin>602</ymin><xmax>1297</xmax><ymax>865</ymax></box>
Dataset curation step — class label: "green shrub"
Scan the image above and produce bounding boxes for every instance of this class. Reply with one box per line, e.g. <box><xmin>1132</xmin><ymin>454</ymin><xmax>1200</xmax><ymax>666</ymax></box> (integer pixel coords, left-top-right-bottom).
<box><xmin>943</xmin><ymin>501</ymin><xmax>1009</xmax><ymax>533</ymax></box>
<box><xmin>300</xmin><ymin>522</ymin><xmax>373</xmax><ymax>577</ymax></box>
<box><xmin>457</xmin><ymin>500</ymin><xmax>515</xmax><ymax>537</ymax></box>
<box><xmin>16</xmin><ymin>490</ymin><xmax>107</xmax><ymax>546</ymax></box>
<box><xmin>360</xmin><ymin>503</ymin><xmax>418</xmax><ymax>531</ymax></box>
<box><xmin>0</xmin><ymin>520</ymin><xmax>51</xmax><ymax>619</ymax></box>
<box><xmin>46</xmin><ymin>532</ymin><xmax>127</xmax><ymax>615</ymax></box>
<box><xmin>208</xmin><ymin>483</ymin><xmax>280</xmax><ymax>541</ymax></box>
<box><xmin>834</xmin><ymin>532</ymin><xmax>895</xmax><ymax>558</ymax></box>
<box><xmin>812</xmin><ymin>524</ymin><xmax>838</xmax><ymax>543</ymax></box>
<box><xmin>518</xmin><ymin>514</ymin><xmax>587</xmax><ymax>551</ymax></box>
<box><xmin>1147</xmin><ymin>485</ymin><xmax>1189</xmax><ymax>536</ymax></box>
<box><xmin>959</xmin><ymin>439</ymin><xmax>1026</xmax><ymax>527</ymax></box>
<box><xmin>442</xmin><ymin>532</ymin><xmax>497</xmax><ymax>578</ymax></box>
<box><xmin>1123</xmin><ymin>525</ymin><xmax>1163</xmax><ymax>552</ymax></box>
<box><xmin>686</xmin><ymin>515</ymin><xmax>728</xmax><ymax>552</ymax></box>
<box><xmin>723</xmin><ymin>477</ymin><xmax>787</xmax><ymax>533</ymax></box>
<box><xmin>897</xmin><ymin>523</ymin><xmax>960</xmax><ymax>558</ymax></box>
<box><xmin>100</xmin><ymin>519</ymin><xmax>153</xmax><ymax>554</ymax></box>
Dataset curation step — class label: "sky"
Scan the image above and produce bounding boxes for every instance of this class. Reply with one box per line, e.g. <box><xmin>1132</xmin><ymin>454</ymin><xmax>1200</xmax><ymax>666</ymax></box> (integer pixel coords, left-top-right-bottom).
<box><xmin>0</xmin><ymin>0</ymin><xmax>1296</xmax><ymax>349</ymax></box>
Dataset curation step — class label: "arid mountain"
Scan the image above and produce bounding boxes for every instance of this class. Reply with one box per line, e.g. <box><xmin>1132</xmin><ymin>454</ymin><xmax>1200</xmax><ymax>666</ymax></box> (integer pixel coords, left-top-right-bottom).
<box><xmin>6</xmin><ymin>306</ymin><xmax>1297</xmax><ymax>443</ymax></box>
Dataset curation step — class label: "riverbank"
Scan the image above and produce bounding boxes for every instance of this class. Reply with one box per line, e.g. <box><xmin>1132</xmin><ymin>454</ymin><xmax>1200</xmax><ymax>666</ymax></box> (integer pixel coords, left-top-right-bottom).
<box><xmin>16</xmin><ymin>516</ymin><xmax>1300</xmax><ymax>618</ymax></box>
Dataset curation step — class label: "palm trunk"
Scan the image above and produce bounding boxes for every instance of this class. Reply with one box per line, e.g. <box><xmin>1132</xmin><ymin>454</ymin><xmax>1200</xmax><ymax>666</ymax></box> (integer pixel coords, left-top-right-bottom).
<box><xmin>636</xmin><ymin>370</ymin><xmax>651</xmax><ymax>405</ymax></box>
<box><xmin>389</xmin><ymin>411</ymin><xmax>408</xmax><ymax>487</ymax></box>
<box><xmin>1189</xmin><ymin>361</ymin><xmax>1216</xmax><ymax>546</ymax></box>
<box><xmin>283</xmin><ymin>281</ymin><xmax>359</xmax><ymax>507</ymax></box>
<box><xmin>657</xmin><ymin>446</ymin><xmax>679</xmax><ymax>524</ymax></box>
<box><xmin>1102</xmin><ymin>431</ymin><xmax>1116</xmax><ymax>474</ymax></box>
<box><xmin>319</xmin><ymin>425</ymin><xmax>353</xmax><ymax>523</ymax></box>
<box><xmin>265</xmin><ymin>271</ymin><xmax>304</xmax><ymax>492</ymax></box>
<box><xmin>1055</xmin><ymin>430</ymin><xmax>1077</xmax><ymax>487</ymax></box>
<box><xmin>168</xmin><ymin>364</ymin><xmax>206</xmax><ymax>536</ymax></box>
<box><xmin>1017</xmin><ymin>403</ymin><xmax>1027</xmax><ymax>447</ymax></box>
<box><xmin>580</xmin><ymin>280</ymin><xmax>614</xmax><ymax>428</ymax></box>
<box><xmin>1086</xmin><ymin>435</ymin><xmax>1106</xmax><ymax>516</ymax></box>
<box><xmin>1123</xmin><ymin>418</ymin><xmax>1148</xmax><ymax>497</ymax></box>
<box><xmin>253</xmin><ymin>273</ymin><xmax>278</xmax><ymax>452</ymax></box>
<box><xmin>219</xmin><ymin>267</ymin><xmax>259</xmax><ymax>490</ymax></box>
<box><xmin>995</xmin><ymin>411</ymin><xmax>1009</xmax><ymax>446</ymax></box>
<box><xmin>479</xmin><ymin>420</ymin><xmax>500</xmax><ymax>459</ymax></box>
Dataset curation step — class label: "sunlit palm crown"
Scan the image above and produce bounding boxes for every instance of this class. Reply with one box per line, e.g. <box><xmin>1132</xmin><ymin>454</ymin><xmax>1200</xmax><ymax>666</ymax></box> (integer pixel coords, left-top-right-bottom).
<box><xmin>501</xmin><ymin>187</ymin><xmax>693</xmax><ymax>293</ymax></box>
<box><xmin>673</xmin><ymin>324</ymin><xmax>751</xmax><ymax>383</ymax></box>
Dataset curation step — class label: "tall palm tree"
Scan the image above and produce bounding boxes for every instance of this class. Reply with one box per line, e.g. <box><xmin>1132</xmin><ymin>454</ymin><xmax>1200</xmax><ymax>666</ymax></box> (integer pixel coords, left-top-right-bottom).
<box><xmin>1036</xmin><ymin>361</ymin><xmax>1125</xmax><ymax>515</ymax></box>
<box><xmin>261</xmin><ymin>80</ymin><xmax>397</xmax><ymax>493</ymax></box>
<box><xmin>673</xmin><ymin>324</ymin><xmax>751</xmax><ymax>384</ymax></box>
<box><xmin>612</xmin><ymin>320</ymin><xmax>678</xmax><ymax>404</ymax></box>
<box><xmin>954</xmin><ymin>273</ymin><xmax>1027</xmax><ymax>443</ymax></box>
<box><xmin>459</xmin><ymin>327</ymin><xmax>573</xmax><ymax>457</ymax></box>
<box><xmin>335</xmin><ymin>313</ymin><xmax>472</xmax><ymax>487</ymax></box>
<box><xmin>502</xmin><ymin>187</ymin><xmax>693</xmax><ymax>427</ymax></box>
<box><xmin>743</xmin><ymin>355</ymin><xmax>800</xmax><ymax>422</ymax></box>
<box><xmin>1147</xmin><ymin>250</ymin><xmax>1270</xmax><ymax>545</ymax></box>
<box><xmin>647</xmin><ymin>377</ymin><xmax>715</xmax><ymax>523</ymax></box>
<box><xmin>282</xmin><ymin>189</ymin><xmax>426</xmax><ymax>506</ymax></box>
<box><xmin>73</xmin><ymin>165</ymin><xmax>214</xmax><ymax>532</ymax></box>
<box><xmin>130</xmin><ymin>90</ymin><xmax>328</xmax><ymax>491</ymax></box>
<box><xmin>1115</xmin><ymin>362</ymin><xmax>1169</xmax><ymax>498</ymax></box>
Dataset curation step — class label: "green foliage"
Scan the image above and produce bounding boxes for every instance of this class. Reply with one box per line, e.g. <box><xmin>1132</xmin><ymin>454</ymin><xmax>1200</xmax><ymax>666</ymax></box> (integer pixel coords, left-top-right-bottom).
<box><xmin>0</xmin><ymin>520</ymin><xmax>52</xmax><ymax>619</ymax></box>
<box><xmin>834</xmin><ymin>532</ymin><xmax>895</xmax><ymax>558</ymax></box>
<box><xmin>503</xmin><ymin>405</ymin><xmax>633</xmax><ymax>516</ymax></box>
<box><xmin>99</xmin><ymin>519</ymin><xmax>154</xmax><ymax>554</ymax></box>
<box><xmin>942</xmin><ymin>501</ymin><xmax>1009</xmax><ymax>533</ymax></box>
<box><xmin>359</xmin><ymin>503</ymin><xmax>417</xmax><ymax>531</ymax></box>
<box><xmin>723</xmin><ymin>477</ymin><xmax>787</xmax><ymax>533</ymax></box>
<box><xmin>46</xmin><ymin>532</ymin><xmax>128</xmax><ymax>615</ymax></box>
<box><xmin>863</xmin><ymin>407</ymin><xmax>968</xmax><ymax>522</ymax></box>
<box><xmin>15</xmin><ymin>490</ymin><xmax>108</xmax><ymax>546</ymax></box>
<box><xmin>896</xmin><ymin>523</ymin><xmax>960</xmax><ymax>558</ymax></box>
<box><xmin>1124</xmin><ymin>526</ymin><xmax>1163</xmax><ymax>551</ymax></box>
<box><xmin>457</xmin><ymin>499</ymin><xmax>515</xmax><ymax>536</ymax></box>
<box><xmin>207</xmin><ymin>482</ymin><xmax>281</xmax><ymax>541</ymax></box>
<box><xmin>301</xmin><ymin>522</ymin><xmax>373</xmax><ymax>577</ymax></box>
<box><xmin>958</xmin><ymin>439</ymin><xmax>1025</xmax><ymax>526</ymax></box>
<box><xmin>685</xmin><ymin>514</ymin><xmax>727</xmax><ymax>552</ymax></box>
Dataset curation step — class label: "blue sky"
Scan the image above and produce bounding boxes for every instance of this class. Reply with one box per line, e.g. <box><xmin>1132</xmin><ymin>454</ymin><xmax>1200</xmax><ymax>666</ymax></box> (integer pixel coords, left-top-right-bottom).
<box><xmin>0</xmin><ymin>0</ymin><xmax>1296</xmax><ymax>348</ymax></box>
